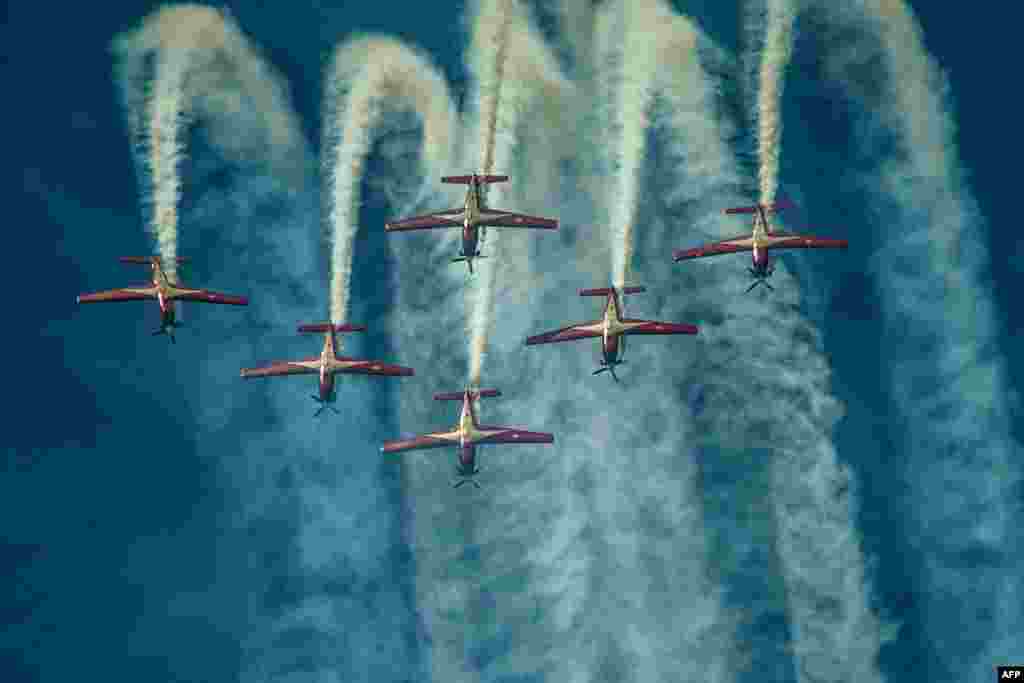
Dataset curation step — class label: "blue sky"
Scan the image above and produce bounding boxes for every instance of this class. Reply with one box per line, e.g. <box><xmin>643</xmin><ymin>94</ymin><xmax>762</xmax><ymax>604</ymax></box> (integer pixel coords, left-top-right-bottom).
<box><xmin>7</xmin><ymin>1</ymin><xmax>1022</xmax><ymax>682</ymax></box>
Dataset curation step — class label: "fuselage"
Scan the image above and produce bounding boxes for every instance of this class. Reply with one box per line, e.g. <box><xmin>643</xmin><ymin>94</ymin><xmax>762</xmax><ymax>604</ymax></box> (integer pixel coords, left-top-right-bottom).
<box><xmin>150</xmin><ymin>260</ymin><xmax>178</xmax><ymax>329</ymax></box>
<box><xmin>456</xmin><ymin>392</ymin><xmax>480</xmax><ymax>474</ymax></box>
<box><xmin>750</xmin><ymin>207</ymin><xmax>773</xmax><ymax>278</ymax></box>
<box><xmin>600</xmin><ymin>290</ymin><xmax>627</xmax><ymax>366</ymax></box>
<box><xmin>318</xmin><ymin>331</ymin><xmax>338</xmax><ymax>403</ymax></box>
<box><xmin>459</xmin><ymin>178</ymin><xmax>483</xmax><ymax>258</ymax></box>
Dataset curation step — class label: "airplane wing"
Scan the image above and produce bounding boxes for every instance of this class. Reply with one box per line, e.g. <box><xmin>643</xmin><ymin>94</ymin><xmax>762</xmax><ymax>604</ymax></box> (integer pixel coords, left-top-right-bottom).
<box><xmin>763</xmin><ymin>233</ymin><xmax>849</xmax><ymax>250</ymax></box>
<box><xmin>385</xmin><ymin>209</ymin><xmax>463</xmax><ymax>231</ymax></box>
<box><xmin>475</xmin><ymin>428</ymin><xmax>555</xmax><ymax>445</ymax></box>
<box><xmin>240</xmin><ymin>359</ymin><xmax>320</xmax><ymax>378</ymax></box>
<box><xmin>172</xmin><ymin>288</ymin><xmax>249</xmax><ymax>305</ymax></box>
<box><xmin>333</xmin><ymin>359</ymin><xmax>414</xmax><ymax>377</ymax></box>
<box><xmin>672</xmin><ymin>235</ymin><xmax>754</xmax><ymax>262</ymax></box>
<box><xmin>620</xmin><ymin>319</ymin><xmax>699</xmax><ymax>336</ymax></box>
<box><xmin>478</xmin><ymin>210</ymin><xmax>558</xmax><ymax>230</ymax></box>
<box><xmin>381</xmin><ymin>433</ymin><xmax>457</xmax><ymax>454</ymax></box>
<box><xmin>525</xmin><ymin>321</ymin><xmax>603</xmax><ymax>345</ymax></box>
<box><xmin>77</xmin><ymin>287</ymin><xmax>156</xmax><ymax>304</ymax></box>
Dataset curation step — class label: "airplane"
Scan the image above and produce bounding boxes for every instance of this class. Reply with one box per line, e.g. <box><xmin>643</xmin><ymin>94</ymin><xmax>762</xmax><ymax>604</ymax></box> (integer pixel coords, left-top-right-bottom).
<box><xmin>76</xmin><ymin>256</ymin><xmax>248</xmax><ymax>343</ymax></box>
<box><xmin>240</xmin><ymin>323</ymin><xmax>414</xmax><ymax>416</ymax></box>
<box><xmin>672</xmin><ymin>198</ymin><xmax>848</xmax><ymax>292</ymax></box>
<box><xmin>524</xmin><ymin>286</ymin><xmax>699</xmax><ymax>381</ymax></box>
<box><xmin>384</xmin><ymin>174</ymin><xmax>558</xmax><ymax>274</ymax></box>
<box><xmin>381</xmin><ymin>387</ymin><xmax>554</xmax><ymax>488</ymax></box>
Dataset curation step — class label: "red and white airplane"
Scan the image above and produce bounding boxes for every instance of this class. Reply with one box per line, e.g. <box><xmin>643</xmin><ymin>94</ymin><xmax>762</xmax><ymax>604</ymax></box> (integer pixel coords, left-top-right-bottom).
<box><xmin>385</xmin><ymin>174</ymin><xmax>558</xmax><ymax>274</ymax></box>
<box><xmin>381</xmin><ymin>387</ymin><xmax>554</xmax><ymax>488</ymax></box>
<box><xmin>240</xmin><ymin>323</ymin><xmax>414</xmax><ymax>416</ymax></box>
<box><xmin>525</xmin><ymin>286</ymin><xmax>699</xmax><ymax>381</ymax></box>
<box><xmin>76</xmin><ymin>256</ymin><xmax>248</xmax><ymax>343</ymax></box>
<box><xmin>672</xmin><ymin>199</ymin><xmax>848</xmax><ymax>292</ymax></box>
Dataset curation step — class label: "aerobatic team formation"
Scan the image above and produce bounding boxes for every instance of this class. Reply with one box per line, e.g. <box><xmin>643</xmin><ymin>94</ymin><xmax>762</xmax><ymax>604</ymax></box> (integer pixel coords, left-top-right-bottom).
<box><xmin>77</xmin><ymin>169</ymin><xmax>847</xmax><ymax>487</ymax></box>
<box><xmin>76</xmin><ymin>9</ymin><xmax>848</xmax><ymax>489</ymax></box>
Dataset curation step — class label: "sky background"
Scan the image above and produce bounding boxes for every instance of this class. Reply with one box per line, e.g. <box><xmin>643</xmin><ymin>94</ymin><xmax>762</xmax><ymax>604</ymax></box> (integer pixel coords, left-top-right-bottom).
<box><xmin>6</xmin><ymin>1</ymin><xmax>1023</xmax><ymax>682</ymax></box>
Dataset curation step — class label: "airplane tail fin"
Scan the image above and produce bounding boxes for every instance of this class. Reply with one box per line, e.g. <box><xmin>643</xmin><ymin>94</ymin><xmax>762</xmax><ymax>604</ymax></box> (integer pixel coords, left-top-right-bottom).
<box><xmin>434</xmin><ymin>388</ymin><xmax>501</xmax><ymax>401</ymax></box>
<box><xmin>120</xmin><ymin>256</ymin><xmax>190</xmax><ymax>265</ymax></box>
<box><xmin>441</xmin><ymin>174</ymin><xmax>508</xmax><ymax>185</ymax></box>
<box><xmin>297</xmin><ymin>323</ymin><xmax>367</xmax><ymax>334</ymax></box>
<box><xmin>723</xmin><ymin>198</ymin><xmax>795</xmax><ymax>215</ymax></box>
<box><xmin>454</xmin><ymin>478</ymin><xmax>481</xmax><ymax>489</ymax></box>
<box><xmin>579</xmin><ymin>286</ymin><xmax>645</xmax><ymax>297</ymax></box>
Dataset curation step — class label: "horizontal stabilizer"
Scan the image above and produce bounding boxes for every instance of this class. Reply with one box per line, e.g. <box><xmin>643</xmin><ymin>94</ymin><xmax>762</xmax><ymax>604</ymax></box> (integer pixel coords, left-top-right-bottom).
<box><xmin>723</xmin><ymin>199</ymin><xmax>794</xmax><ymax>215</ymax></box>
<box><xmin>579</xmin><ymin>286</ymin><xmax>645</xmax><ymax>297</ymax></box>
<box><xmin>297</xmin><ymin>323</ymin><xmax>367</xmax><ymax>334</ymax></box>
<box><xmin>441</xmin><ymin>174</ymin><xmax>509</xmax><ymax>185</ymax></box>
<box><xmin>434</xmin><ymin>388</ymin><xmax>501</xmax><ymax>401</ymax></box>
<box><xmin>119</xmin><ymin>256</ymin><xmax>190</xmax><ymax>265</ymax></box>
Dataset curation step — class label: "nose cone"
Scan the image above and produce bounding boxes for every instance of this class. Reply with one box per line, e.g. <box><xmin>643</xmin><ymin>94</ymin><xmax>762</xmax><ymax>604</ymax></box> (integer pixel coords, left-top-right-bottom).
<box><xmin>319</xmin><ymin>373</ymin><xmax>334</xmax><ymax>402</ymax></box>
<box><xmin>603</xmin><ymin>332</ymin><xmax>620</xmax><ymax>363</ymax></box>
<box><xmin>459</xmin><ymin>444</ymin><xmax>475</xmax><ymax>468</ymax></box>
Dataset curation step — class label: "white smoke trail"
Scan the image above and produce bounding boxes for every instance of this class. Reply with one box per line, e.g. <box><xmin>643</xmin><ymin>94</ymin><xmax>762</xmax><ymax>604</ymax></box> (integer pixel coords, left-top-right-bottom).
<box><xmin>117</xmin><ymin>7</ymin><xmax>433</xmax><ymax>681</ymax></box>
<box><xmin>387</xmin><ymin>3</ymin><xmax>584</xmax><ymax>681</ymax></box>
<box><xmin>324</xmin><ymin>36</ymin><xmax>457</xmax><ymax>324</ymax></box>
<box><xmin>114</xmin><ymin>12</ymin><xmax>216</xmax><ymax>284</ymax></box>
<box><xmin>114</xmin><ymin>4</ymin><xmax>310</xmax><ymax>286</ymax></box>
<box><xmin>655</xmin><ymin>10</ymin><xmax>888</xmax><ymax>683</ymax></box>
<box><xmin>147</xmin><ymin>51</ymin><xmax>190</xmax><ymax>283</ymax></box>
<box><xmin>756</xmin><ymin>0</ymin><xmax>796</xmax><ymax>206</ymax></box>
<box><xmin>607</xmin><ymin>0</ymin><xmax>662</xmax><ymax>290</ymax></box>
<box><xmin>516</xmin><ymin>5</ymin><xmax>741</xmax><ymax>681</ymax></box>
<box><xmin>468</xmin><ymin>0</ymin><xmax>513</xmax><ymax>387</ymax></box>
<box><xmin>819</xmin><ymin>1</ymin><xmax>1024</xmax><ymax>680</ymax></box>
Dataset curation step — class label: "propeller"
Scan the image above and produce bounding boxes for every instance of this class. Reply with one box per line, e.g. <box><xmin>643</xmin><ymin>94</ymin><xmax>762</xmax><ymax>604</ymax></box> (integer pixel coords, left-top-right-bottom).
<box><xmin>152</xmin><ymin>320</ymin><xmax>183</xmax><ymax>343</ymax></box>
<box><xmin>746</xmin><ymin>267</ymin><xmax>774</xmax><ymax>293</ymax></box>
<box><xmin>311</xmin><ymin>395</ymin><xmax>339</xmax><ymax>417</ymax></box>
<box><xmin>592</xmin><ymin>360</ymin><xmax>624</xmax><ymax>382</ymax></box>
